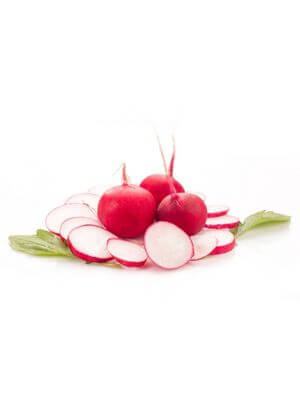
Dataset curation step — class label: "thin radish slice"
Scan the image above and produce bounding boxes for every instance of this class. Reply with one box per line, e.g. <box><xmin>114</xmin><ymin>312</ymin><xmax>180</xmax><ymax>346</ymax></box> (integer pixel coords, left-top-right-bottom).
<box><xmin>68</xmin><ymin>225</ymin><xmax>116</xmax><ymax>263</ymax></box>
<box><xmin>65</xmin><ymin>193</ymin><xmax>100</xmax><ymax>211</ymax></box>
<box><xmin>128</xmin><ymin>236</ymin><xmax>145</xmax><ymax>246</ymax></box>
<box><xmin>205</xmin><ymin>215</ymin><xmax>240</xmax><ymax>229</ymax></box>
<box><xmin>45</xmin><ymin>203</ymin><xmax>96</xmax><ymax>235</ymax></box>
<box><xmin>207</xmin><ymin>205</ymin><xmax>229</xmax><ymax>218</ymax></box>
<box><xmin>60</xmin><ymin>216</ymin><xmax>100</xmax><ymax>241</ymax></box>
<box><xmin>200</xmin><ymin>229</ymin><xmax>235</xmax><ymax>255</ymax></box>
<box><xmin>191</xmin><ymin>231</ymin><xmax>217</xmax><ymax>261</ymax></box>
<box><xmin>107</xmin><ymin>238</ymin><xmax>147</xmax><ymax>267</ymax></box>
<box><xmin>144</xmin><ymin>221</ymin><xmax>193</xmax><ymax>270</ymax></box>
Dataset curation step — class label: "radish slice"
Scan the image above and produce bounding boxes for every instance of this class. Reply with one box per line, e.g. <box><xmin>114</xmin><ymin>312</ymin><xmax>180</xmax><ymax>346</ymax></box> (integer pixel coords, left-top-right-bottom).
<box><xmin>68</xmin><ymin>225</ymin><xmax>116</xmax><ymax>263</ymax></box>
<box><xmin>144</xmin><ymin>221</ymin><xmax>194</xmax><ymax>270</ymax></box>
<box><xmin>191</xmin><ymin>231</ymin><xmax>218</xmax><ymax>261</ymax></box>
<box><xmin>46</xmin><ymin>203</ymin><xmax>96</xmax><ymax>235</ymax></box>
<box><xmin>60</xmin><ymin>216</ymin><xmax>100</xmax><ymax>241</ymax></box>
<box><xmin>205</xmin><ymin>215</ymin><xmax>240</xmax><ymax>229</ymax></box>
<box><xmin>200</xmin><ymin>229</ymin><xmax>235</xmax><ymax>255</ymax></box>
<box><xmin>107</xmin><ymin>238</ymin><xmax>147</xmax><ymax>267</ymax></box>
<box><xmin>207</xmin><ymin>205</ymin><xmax>229</xmax><ymax>218</ymax></box>
<box><xmin>65</xmin><ymin>193</ymin><xmax>100</xmax><ymax>211</ymax></box>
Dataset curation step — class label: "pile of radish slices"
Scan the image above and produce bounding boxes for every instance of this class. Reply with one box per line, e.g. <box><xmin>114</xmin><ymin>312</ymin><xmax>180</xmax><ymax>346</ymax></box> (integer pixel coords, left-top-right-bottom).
<box><xmin>43</xmin><ymin>138</ymin><xmax>242</xmax><ymax>270</ymax></box>
<box><xmin>45</xmin><ymin>192</ymin><xmax>239</xmax><ymax>270</ymax></box>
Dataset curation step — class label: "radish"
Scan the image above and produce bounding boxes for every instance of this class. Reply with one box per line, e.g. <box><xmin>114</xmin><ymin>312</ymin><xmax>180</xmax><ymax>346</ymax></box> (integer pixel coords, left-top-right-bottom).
<box><xmin>107</xmin><ymin>238</ymin><xmax>147</xmax><ymax>267</ymax></box>
<box><xmin>45</xmin><ymin>203</ymin><xmax>96</xmax><ymax>235</ymax></box>
<box><xmin>140</xmin><ymin>136</ymin><xmax>184</xmax><ymax>206</ymax></box>
<box><xmin>157</xmin><ymin>192</ymin><xmax>207</xmax><ymax>235</ymax></box>
<box><xmin>191</xmin><ymin>231</ymin><xmax>218</xmax><ymax>261</ymax></box>
<box><xmin>205</xmin><ymin>215</ymin><xmax>240</xmax><ymax>229</ymax></box>
<box><xmin>60</xmin><ymin>216</ymin><xmax>100</xmax><ymax>241</ymax></box>
<box><xmin>203</xmin><ymin>229</ymin><xmax>235</xmax><ymax>255</ymax></box>
<box><xmin>65</xmin><ymin>193</ymin><xmax>100</xmax><ymax>211</ymax></box>
<box><xmin>207</xmin><ymin>205</ymin><xmax>229</xmax><ymax>218</ymax></box>
<box><xmin>98</xmin><ymin>164</ymin><xmax>156</xmax><ymax>238</ymax></box>
<box><xmin>144</xmin><ymin>221</ymin><xmax>193</xmax><ymax>269</ymax></box>
<box><xmin>68</xmin><ymin>224</ymin><xmax>115</xmax><ymax>262</ymax></box>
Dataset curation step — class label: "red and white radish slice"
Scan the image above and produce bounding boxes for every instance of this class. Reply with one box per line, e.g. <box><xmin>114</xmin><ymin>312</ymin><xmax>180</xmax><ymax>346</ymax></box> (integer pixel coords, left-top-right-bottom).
<box><xmin>205</xmin><ymin>215</ymin><xmax>240</xmax><ymax>229</ymax></box>
<box><xmin>191</xmin><ymin>231</ymin><xmax>218</xmax><ymax>261</ymax></box>
<box><xmin>107</xmin><ymin>238</ymin><xmax>147</xmax><ymax>267</ymax></box>
<box><xmin>60</xmin><ymin>216</ymin><xmax>100</xmax><ymax>241</ymax></box>
<box><xmin>68</xmin><ymin>225</ymin><xmax>116</xmax><ymax>263</ymax></box>
<box><xmin>46</xmin><ymin>203</ymin><xmax>96</xmax><ymax>235</ymax></box>
<box><xmin>65</xmin><ymin>193</ymin><xmax>100</xmax><ymax>211</ymax></box>
<box><xmin>207</xmin><ymin>205</ymin><xmax>229</xmax><ymax>218</ymax></box>
<box><xmin>144</xmin><ymin>221</ymin><xmax>194</xmax><ymax>270</ymax></box>
<box><xmin>202</xmin><ymin>229</ymin><xmax>235</xmax><ymax>255</ymax></box>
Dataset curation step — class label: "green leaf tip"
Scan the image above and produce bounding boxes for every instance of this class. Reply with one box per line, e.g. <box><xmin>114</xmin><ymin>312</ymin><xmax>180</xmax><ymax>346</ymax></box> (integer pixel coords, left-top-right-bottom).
<box><xmin>9</xmin><ymin>230</ymin><xmax>73</xmax><ymax>257</ymax></box>
<box><xmin>234</xmin><ymin>210</ymin><xmax>291</xmax><ymax>238</ymax></box>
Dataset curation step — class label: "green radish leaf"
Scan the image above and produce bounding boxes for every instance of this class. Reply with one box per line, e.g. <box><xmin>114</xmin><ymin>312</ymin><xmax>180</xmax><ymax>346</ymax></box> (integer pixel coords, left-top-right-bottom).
<box><xmin>234</xmin><ymin>211</ymin><xmax>291</xmax><ymax>238</ymax></box>
<box><xmin>9</xmin><ymin>231</ymin><xmax>73</xmax><ymax>257</ymax></box>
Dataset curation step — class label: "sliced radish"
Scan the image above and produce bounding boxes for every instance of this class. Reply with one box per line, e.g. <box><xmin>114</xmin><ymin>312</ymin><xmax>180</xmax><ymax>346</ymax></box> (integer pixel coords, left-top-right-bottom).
<box><xmin>191</xmin><ymin>231</ymin><xmax>218</xmax><ymax>261</ymax></box>
<box><xmin>207</xmin><ymin>205</ymin><xmax>229</xmax><ymax>218</ymax></box>
<box><xmin>144</xmin><ymin>221</ymin><xmax>193</xmax><ymax>270</ymax></box>
<box><xmin>200</xmin><ymin>229</ymin><xmax>235</xmax><ymax>255</ymax></box>
<box><xmin>60</xmin><ymin>216</ymin><xmax>100</xmax><ymax>241</ymax></box>
<box><xmin>46</xmin><ymin>203</ymin><xmax>96</xmax><ymax>235</ymax></box>
<box><xmin>65</xmin><ymin>193</ymin><xmax>100</xmax><ymax>211</ymax></box>
<box><xmin>107</xmin><ymin>238</ymin><xmax>147</xmax><ymax>267</ymax></box>
<box><xmin>68</xmin><ymin>225</ymin><xmax>116</xmax><ymax>262</ymax></box>
<box><xmin>205</xmin><ymin>215</ymin><xmax>240</xmax><ymax>229</ymax></box>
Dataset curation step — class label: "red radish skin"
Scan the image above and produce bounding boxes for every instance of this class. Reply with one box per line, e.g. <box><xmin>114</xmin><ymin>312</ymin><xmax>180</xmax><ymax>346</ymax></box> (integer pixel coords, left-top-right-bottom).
<box><xmin>46</xmin><ymin>203</ymin><xmax>96</xmax><ymax>235</ymax></box>
<box><xmin>205</xmin><ymin>215</ymin><xmax>240</xmax><ymax>229</ymax></box>
<box><xmin>157</xmin><ymin>193</ymin><xmax>207</xmax><ymax>236</ymax></box>
<box><xmin>60</xmin><ymin>216</ymin><xmax>100</xmax><ymax>241</ymax></box>
<box><xmin>65</xmin><ymin>193</ymin><xmax>100</xmax><ymax>211</ymax></box>
<box><xmin>98</xmin><ymin>164</ymin><xmax>156</xmax><ymax>238</ymax></box>
<box><xmin>191</xmin><ymin>231</ymin><xmax>218</xmax><ymax>261</ymax></box>
<box><xmin>140</xmin><ymin>136</ymin><xmax>184</xmax><ymax>206</ymax></box>
<box><xmin>107</xmin><ymin>238</ymin><xmax>147</xmax><ymax>267</ymax></box>
<box><xmin>144</xmin><ymin>221</ymin><xmax>194</xmax><ymax>270</ymax></box>
<box><xmin>207</xmin><ymin>205</ymin><xmax>229</xmax><ymax>218</ymax></box>
<box><xmin>68</xmin><ymin>224</ymin><xmax>115</xmax><ymax>263</ymax></box>
<box><xmin>140</xmin><ymin>175</ymin><xmax>184</xmax><ymax>207</ymax></box>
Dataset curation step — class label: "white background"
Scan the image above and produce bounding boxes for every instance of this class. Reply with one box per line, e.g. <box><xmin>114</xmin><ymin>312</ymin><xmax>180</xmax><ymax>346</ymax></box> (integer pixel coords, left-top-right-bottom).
<box><xmin>0</xmin><ymin>1</ymin><xmax>299</xmax><ymax>399</ymax></box>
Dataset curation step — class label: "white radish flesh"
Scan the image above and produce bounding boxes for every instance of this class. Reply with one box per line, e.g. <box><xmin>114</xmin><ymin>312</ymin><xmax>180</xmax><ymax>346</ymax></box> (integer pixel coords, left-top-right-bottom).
<box><xmin>65</xmin><ymin>193</ymin><xmax>100</xmax><ymax>211</ymax></box>
<box><xmin>207</xmin><ymin>205</ymin><xmax>229</xmax><ymax>218</ymax></box>
<box><xmin>191</xmin><ymin>231</ymin><xmax>218</xmax><ymax>261</ymax></box>
<box><xmin>60</xmin><ymin>216</ymin><xmax>100</xmax><ymax>241</ymax></box>
<box><xmin>46</xmin><ymin>203</ymin><xmax>96</xmax><ymax>235</ymax></box>
<box><xmin>205</xmin><ymin>215</ymin><xmax>240</xmax><ymax>229</ymax></box>
<box><xmin>144</xmin><ymin>221</ymin><xmax>193</xmax><ymax>270</ymax></box>
<box><xmin>68</xmin><ymin>225</ymin><xmax>116</xmax><ymax>262</ymax></box>
<box><xmin>107</xmin><ymin>239</ymin><xmax>147</xmax><ymax>267</ymax></box>
<box><xmin>202</xmin><ymin>229</ymin><xmax>235</xmax><ymax>255</ymax></box>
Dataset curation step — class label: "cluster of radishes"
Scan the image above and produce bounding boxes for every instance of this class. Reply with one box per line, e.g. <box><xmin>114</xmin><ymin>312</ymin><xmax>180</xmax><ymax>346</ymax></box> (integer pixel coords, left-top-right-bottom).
<box><xmin>45</xmin><ymin>140</ymin><xmax>240</xmax><ymax>270</ymax></box>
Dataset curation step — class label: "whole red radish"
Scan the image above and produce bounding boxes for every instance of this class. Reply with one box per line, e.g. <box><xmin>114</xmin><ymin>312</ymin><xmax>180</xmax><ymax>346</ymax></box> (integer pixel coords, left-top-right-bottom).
<box><xmin>140</xmin><ymin>136</ymin><xmax>184</xmax><ymax>206</ymax></box>
<box><xmin>98</xmin><ymin>164</ymin><xmax>156</xmax><ymax>238</ymax></box>
<box><xmin>157</xmin><ymin>192</ymin><xmax>207</xmax><ymax>236</ymax></box>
